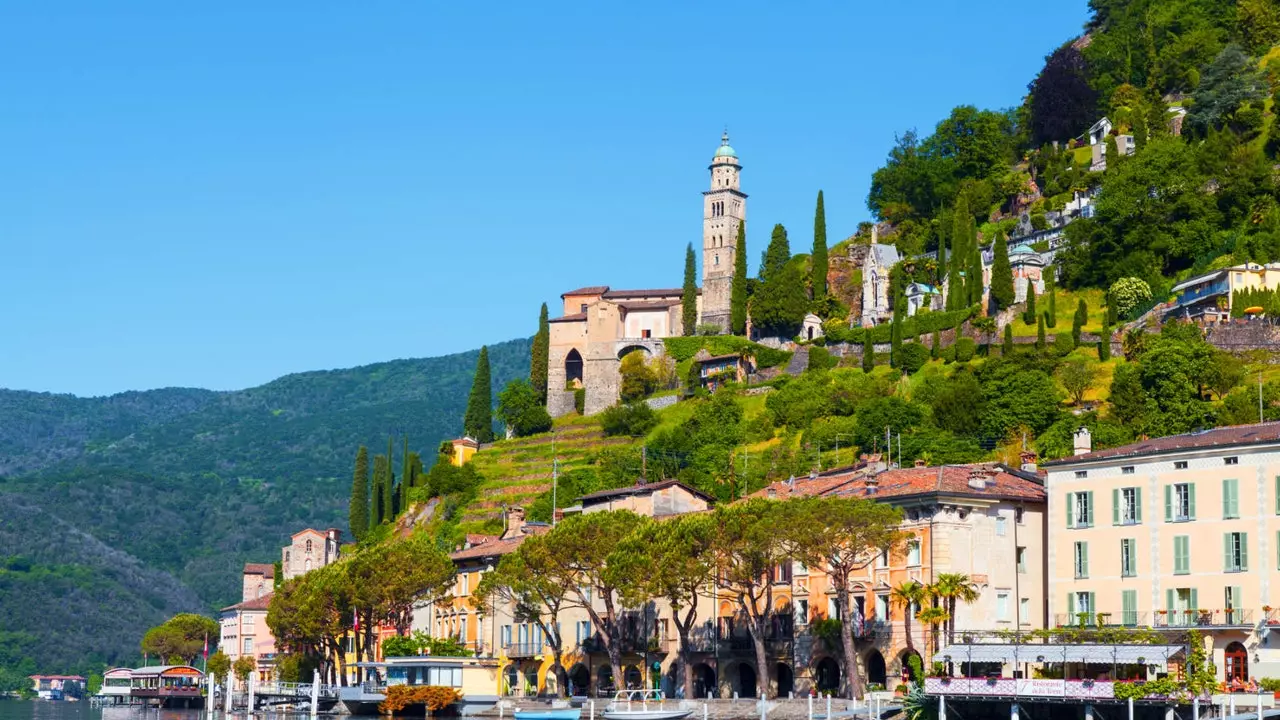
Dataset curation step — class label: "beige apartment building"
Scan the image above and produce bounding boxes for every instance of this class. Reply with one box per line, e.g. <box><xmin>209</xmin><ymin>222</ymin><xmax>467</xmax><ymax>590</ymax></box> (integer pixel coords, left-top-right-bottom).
<box><xmin>1045</xmin><ymin>423</ymin><xmax>1280</xmax><ymax>684</ymax></box>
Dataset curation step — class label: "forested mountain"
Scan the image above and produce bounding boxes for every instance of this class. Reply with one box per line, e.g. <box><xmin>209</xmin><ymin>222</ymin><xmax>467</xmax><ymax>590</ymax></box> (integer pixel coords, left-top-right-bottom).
<box><xmin>0</xmin><ymin>338</ymin><xmax>530</xmax><ymax>681</ymax></box>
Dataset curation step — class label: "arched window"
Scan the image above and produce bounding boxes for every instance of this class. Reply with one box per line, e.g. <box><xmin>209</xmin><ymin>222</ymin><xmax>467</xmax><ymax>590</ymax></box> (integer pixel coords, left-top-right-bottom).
<box><xmin>714</xmin><ymin>254</ymin><xmax>720</xmax><ymax>266</ymax></box>
<box><xmin>256</xmin><ymin>584</ymin><xmax>264</xmax><ymax>599</ymax></box>
<box><xmin>305</xmin><ymin>539</ymin><xmax>312</xmax><ymax>553</ymax></box>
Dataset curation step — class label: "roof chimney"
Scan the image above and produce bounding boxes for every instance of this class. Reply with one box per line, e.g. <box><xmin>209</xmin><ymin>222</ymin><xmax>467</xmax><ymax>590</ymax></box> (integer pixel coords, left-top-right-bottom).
<box><xmin>1020</xmin><ymin>450</ymin><xmax>1038</xmax><ymax>473</ymax></box>
<box><xmin>1073</xmin><ymin>427</ymin><xmax>1093</xmax><ymax>456</ymax></box>
<box><xmin>968</xmin><ymin>466</ymin><xmax>993</xmax><ymax>490</ymax></box>
<box><xmin>914</xmin><ymin>458</ymin><xmax>927</xmax><ymax>468</ymax></box>
<box><xmin>502</xmin><ymin>506</ymin><xmax>527</xmax><ymax>540</ymax></box>
<box><xmin>767</xmin><ymin>487</ymin><xmax>777</xmax><ymax>499</ymax></box>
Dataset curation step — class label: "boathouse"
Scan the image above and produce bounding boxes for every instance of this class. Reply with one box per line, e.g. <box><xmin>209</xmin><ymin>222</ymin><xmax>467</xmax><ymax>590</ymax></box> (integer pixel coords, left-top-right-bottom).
<box><xmin>130</xmin><ymin>665</ymin><xmax>204</xmax><ymax>708</ymax></box>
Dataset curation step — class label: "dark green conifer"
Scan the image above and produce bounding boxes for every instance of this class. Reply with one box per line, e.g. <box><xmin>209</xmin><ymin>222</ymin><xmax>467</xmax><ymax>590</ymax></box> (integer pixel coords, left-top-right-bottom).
<box><xmin>890</xmin><ymin>318</ymin><xmax>903</xmax><ymax>369</ymax></box>
<box><xmin>862</xmin><ymin>332</ymin><xmax>874</xmax><ymax>372</ymax></box>
<box><xmin>1046</xmin><ymin>276</ymin><xmax>1058</xmax><ymax>327</ymax></box>
<box><xmin>1024</xmin><ymin>287</ymin><xmax>1038</xmax><ymax>325</ymax></box>
<box><xmin>349</xmin><ymin>445</ymin><xmax>369</xmax><ymax>542</ymax></box>
<box><xmin>937</xmin><ymin>236</ymin><xmax>948</xmax><ymax>287</ymax></box>
<box><xmin>1036</xmin><ymin>314</ymin><xmax>1047</xmax><ymax>350</ymax></box>
<box><xmin>811</xmin><ymin>191</ymin><xmax>828</xmax><ymax>300</ymax></box>
<box><xmin>762</xmin><ymin>224</ymin><xmax>791</xmax><ymax>282</ymax></box>
<box><xmin>1099</xmin><ymin>322</ymin><xmax>1112</xmax><ymax>361</ymax></box>
<box><xmin>989</xmin><ymin>232</ymin><xmax>1014</xmax><ymax>311</ymax></box>
<box><xmin>400</xmin><ymin>435</ymin><xmax>412</xmax><ymax>513</ymax></box>
<box><xmin>931</xmin><ymin>329</ymin><xmax>941</xmax><ymax>359</ymax></box>
<box><xmin>731</xmin><ymin>221</ymin><xmax>748</xmax><ymax>335</ymax></box>
<box><xmin>385</xmin><ymin>436</ymin><xmax>396</xmax><ymax>519</ymax></box>
<box><xmin>1072</xmin><ymin>298</ymin><xmax>1088</xmax><ymax>346</ymax></box>
<box><xmin>462</xmin><ymin>346</ymin><xmax>494</xmax><ymax>442</ymax></box>
<box><xmin>369</xmin><ymin>454</ymin><xmax>387</xmax><ymax>528</ymax></box>
<box><xmin>1003</xmin><ymin>324</ymin><xmax>1014</xmax><ymax>355</ymax></box>
<box><xmin>682</xmin><ymin>243</ymin><xmax>698</xmax><ymax>335</ymax></box>
<box><xmin>530</xmin><ymin>303</ymin><xmax>550</xmax><ymax>402</ymax></box>
<box><xmin>967</xmin><ymin>244</ymin><xmax>983</xmax><ymax>307</ymax></box>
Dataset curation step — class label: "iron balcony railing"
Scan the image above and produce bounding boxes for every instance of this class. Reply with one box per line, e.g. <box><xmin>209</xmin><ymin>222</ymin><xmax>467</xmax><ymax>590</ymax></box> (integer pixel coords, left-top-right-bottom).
<box><xmin>1055</xmin><ymin>609</ymin><xmax>1254</xmax><ymax>629</ymax></box>
<box><xmin>505</xmin><ymin>642</ymin><xmax>543</xmax><ymax>658</ymax></box>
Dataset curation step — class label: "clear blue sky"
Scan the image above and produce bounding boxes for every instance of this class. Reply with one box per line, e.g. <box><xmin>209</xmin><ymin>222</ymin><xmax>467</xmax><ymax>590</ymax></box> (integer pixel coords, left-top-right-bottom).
<box><xmin>1</xmin><ymin>2</ymin><xmax>1090</xmax><ymax>397</ymax></box>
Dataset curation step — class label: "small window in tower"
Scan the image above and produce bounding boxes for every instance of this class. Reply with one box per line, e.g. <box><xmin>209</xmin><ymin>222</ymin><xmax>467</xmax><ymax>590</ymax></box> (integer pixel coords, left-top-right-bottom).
<box><xmin>714</xmin><ymin>254</ymin><xmax>719</xmax><ymax>266</ymax></box>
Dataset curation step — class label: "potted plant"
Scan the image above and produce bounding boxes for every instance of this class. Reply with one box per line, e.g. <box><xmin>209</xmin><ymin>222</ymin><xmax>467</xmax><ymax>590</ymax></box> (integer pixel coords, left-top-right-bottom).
<box><xmin>1259</xmin><ymin>678</ymin><xmax>1280</xmax><ymax>700</ymax></box>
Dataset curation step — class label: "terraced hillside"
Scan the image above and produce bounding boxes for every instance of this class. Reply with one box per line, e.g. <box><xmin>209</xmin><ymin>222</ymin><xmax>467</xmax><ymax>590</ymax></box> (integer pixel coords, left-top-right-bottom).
<box><xmin>457</xmin><ymin>416</ymin><xmax>638</xmax><ymax>532</ymax></box>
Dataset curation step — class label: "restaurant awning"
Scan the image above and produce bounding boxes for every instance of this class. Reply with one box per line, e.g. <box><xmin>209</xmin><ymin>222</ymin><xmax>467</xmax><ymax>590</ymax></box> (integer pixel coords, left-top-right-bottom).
<box><xmin>932</xmin><ymin>644</ymin><xmax>1185</xmax><ymax>665</ymax></box>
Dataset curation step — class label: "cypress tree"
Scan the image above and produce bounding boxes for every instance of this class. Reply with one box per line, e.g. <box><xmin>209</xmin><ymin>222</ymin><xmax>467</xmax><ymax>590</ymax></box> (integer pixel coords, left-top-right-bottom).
<box><xmin>989</xmin><ymin>232</ymin><xmax>1014</xmax><ymax>311</ymax></box>
<box><xmin>1072</xmin><ymin>298</ymin><xmax>1088</xmax><ymax>346</ymax></box>
<box><xmin>862</xmin><ymin>331</ymin><xmax>874</xmax><ymax>372</ymax></box>
<box><xmin>931</xmin><ymin>329</ymin><xmax>941</xmax><ymax>359</ymax></box>
<box><xmin>1046</xmin><ymin>276</ymin><xmax>1058</xmax><ymax>327</ymax></box>
<box><xmin>811</xmin><ymin>190</ymin><xmax>828</xmax><ymax>300</ymax></box>
<box><xmin>530</xmin><ymin>303</ymin><xmax>550</xmax><ymax>402</ymax></box>
<box><xmin>1036</xmin><ymin>314</ymin><xmax>1047</xmax><ymax>350</ymax></box>
<box><xmin>349</xmin><ymin>446</ymin><xmax>369</xmax><ymax>542</ymax></box>
<box><xmin>369</xmin><ymin>455</ymin><xmax>387</xmax><ymax>528</ymax></box>
<box><xmin>400</xmin><ymin>435</ymin><xmax>412</xmax><ymax>513</ymax></box>
<box><xmin>1003</xmin><ymin>324</ymin><xmax>1014</xmax><ymax>355</ymax></box>
<box><xmin>1099</xmin><ymin>321</ymin><xmax>1112</xmax><ymax>361</ymax></box>
<box><xmin>937</xmin><ymin>235</ymin><xmax>948</xmax><ymax>287</ymax></box>
<box><xmin>1024</xmin><ymin>287</ymin><xmax>1037</xmax><ymax>325</ymax></box>
<box><xmin>385</xmin><ymin>436</ymin><xmax>396</xmax><ymax>520</ymax></box>
<box><xmin>890</xmin><ymin>318</ymin><xmax>903</xmax><ymax>369</ymax></box>
<box><xmin>731</xmin><ymin>221</ymin><xmax>748</xmax><ymax>335</ymax></box>
<box><xmin>463</xmin><ymin>346</ymin><xmax>494</xmax><ymax>442</ymax></box>
<box><xmin>948</xmin><ymin>197</ymin><xmax>969</xmax><ymax>311</ymax></box>
<box><xmin>762</xmin><ymin>224</ymin><xmax>791</xmax><ymax>282</ymax></box>
<box><xmin>682</xmin><ymin>243</ymin><xmax>698</xmax><ymax>335</ymax></box>
<box><xmin>967</xmin><ymin>244</ymin><xmax>983</xmax><ymax>307</ymax></box>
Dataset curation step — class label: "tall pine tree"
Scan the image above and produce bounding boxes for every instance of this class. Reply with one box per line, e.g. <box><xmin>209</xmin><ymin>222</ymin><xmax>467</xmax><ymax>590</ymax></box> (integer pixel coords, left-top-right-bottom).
<box><xmin>967</xmin><ymin>244</ymin><xmax>983</xmax><ymax>307</ymax></box>
<box><xmin>384</xmin><ymin>437</ymin><xmax>396</xmax><ymax>520</ymax></box>
<box><xmin>936</xmin><ymin>235</ymin><xmax>948</xmax><ymax>287</ymax></box>
<box><xmin>1024</xmin><ymin>287</ymin><xmax>1038</xmax><ymax>325</ymax></box>
<box><xmin>1072</xmin><ymin>298</ymin><xmax>1088</xmax><ymax>346</ymax></box>
<box><xmin>682</xmin><ymin>243</ymin><xmax>698</xmax><ymax>335</ymax></box>
<box><xmin>989</xmin><ymin>231</ymin><xmax>1014</xmax><ymax>311</ymax></box>
<box><xmin>1003</xmin><ymin>324</ymin><xmax>1014</xmax><ymax>355</ymax></box>
<box><xmin>399</xmin><ymin>435</ymin><xmax>412</xmax><ymax>514</ymax></box>
<box><xmin>811</xmin><ymin>190</ymin><xmax>828</xmax><ymax>301</ymax></box>
<box><xmin>349</xmin><ymin>446</ymin><xmax>369</xmax><ymax>542</ymax></box>
<box><xmin>369</xmin><ymin>454</ymin><xmax>388</xmax><ymax>528</ymax></box>
<box><xmin>862</xmin><ymin>332</ymin><xmax>874</xmax><ymax>372</ymax></box>
<box><xmin>1046</xmin><ymin>275</ymin><xmax>1058</xmax><ymax>327</ymax></box>
<box><xmin>530</xmin><ymin>303</ymin><xmax>550</xmax><ymax>402</ymax></box>
<box><xmin>1099</xmin><ymin>321</ymin><xmax>1112</xmax><ymax>361</ymax></box>
<box><xmin>761</xmin><ymin>224</ymin><xmax>791</xmax><ymax>282</ymax></box>
<box><xmin>463</xmin><ymin>346</ymin><xmax>494</xmax><ymax>442</ymax></box>
<box><xmin>947</xmin><ymin>197</ymin><xmax>970</xmax><ymax>310</ymax></box>
<box><xmin>730</xmin><ymin>221</ymin><xmax>748</xmax><ymax>335</ymax></box>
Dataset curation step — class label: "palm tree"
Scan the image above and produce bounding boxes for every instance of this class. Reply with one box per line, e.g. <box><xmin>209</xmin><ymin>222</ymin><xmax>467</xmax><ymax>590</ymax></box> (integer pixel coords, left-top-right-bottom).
<box><xmin>931</xmin><ymin>573</ymin><xmax>980</xmax><ymax>645</ymax></box>
<box><xmin>915</xmin><ymin>606</ymin><xmax>949</xmax><ymax>663</ymax></box>
<box><xmin>890</xmin><ymin>581</ymin><xmax>928</xmax><ymax>653</ymax></box>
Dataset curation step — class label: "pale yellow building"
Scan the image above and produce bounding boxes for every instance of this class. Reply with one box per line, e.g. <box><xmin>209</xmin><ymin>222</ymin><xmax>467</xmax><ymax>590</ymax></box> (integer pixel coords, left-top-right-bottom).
<box><xmin>1045</xmin><ymin>423</ymin><xmax>1280</xmax><ymax>685</ymax></box>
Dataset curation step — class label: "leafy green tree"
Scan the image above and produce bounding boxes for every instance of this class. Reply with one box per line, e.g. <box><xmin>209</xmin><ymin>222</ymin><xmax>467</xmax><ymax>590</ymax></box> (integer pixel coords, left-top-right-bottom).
<box><xmin>979</xmin><ymin>361</ymin><xmax>1063</xmax><ymax>439</ymax></box>
<box><xmin>599</xmin><ymin>402</ymin><xmax>658</xmax><ymax>437</ymax></box>
<box><xmin>862</xmin><ymin>332</ymin><xmax>875</xmax><ymax>372</ymax></box>
<box><xmin>207</xmin><ymin>650</ymin><xmax>230</xmax><ymax>683</ymax></box>
<box><xmin>1109</xmin><ymin>278</ymin><xmax>1152</xmax><ymax>319</ymax></box>
<box><xmin>233</xmin><ymin>656</ymin><xmax>255</xmax><ymax>682</ymax></box>
<box><xmin>1036</xmin><ymin>314</ymin><xmax>1046</xmax><ymax>350</ymax></box>
<box><xmin>349</xmin><ymin>446</ymin><xmax>369</xmax><ymax>542</ymax></box>
<box><xmin>1239</xmin><ymin>0</ymin><xmax>1280</xmax><ymax>54</ymax></box>
<box><xmin>619</xmin><ymin>350</ymin><xmax>658</xmax><ymax>403</ymax></box>
<box><xmin>1108</xmin><ymin>363</ymin><xmax>1151</xmax><ymax>428</ymax></box>
<box><xmin>811</xmin><ymin>191</ymin><xmax>828</xmax><ymax>300</ymax></box>
<box><xmin>1104</xmin><ymin>134</ymin><xmax>1120</xmax><ymax>171</ymax></box>
<box><xmin>462</xmin><ymin>346</ymin><xmax>494</xmax><ymax>442</ymax></box>
<box><xmin>682</xmin><ymin>244</ymin><xmax>698</xmax><ymax>336</ymax></box>
<box><xmin>1205</xmin><ymin>350</ymin><xmax>1246</xmax><ymax>400</ymax></box>
<box><xmin>612</xmin><ymin>513</ymin><xmax>715</xmax><ymax>699</ymax></box>
<box><xmin>1027</xmin><ymin>44</ymin><xmax>1099</xmax><ymax>145</ymax></box>
<box><xmin>752</xmin><ymin>261</ymin><xmax>808</xmax><ymax>337</ymax></box>
<box><xmin>1058</xmin><ymin>357</ymin><xmax>1098</xmax><ymax>405</ymax></box>
<box><xmin>141</xmin><ymin>614</ymin><xmax>219</xmax><ymax>665</ymax></box>
<box><xmin>731</xmin><ymin>221</ymin><xmax>748</xmax><ymax>335</ymax></box>
<box><xmin>761</xmin><ymin>224</ymin><xmax>791</xmax><ymax>282</ymax></box>
<box><xmin>531</xmin><ymin>303</ymin><xmax>550</xmax><ymax>402</ymax></box>
<box><xmin>1072</xmin><ymin>298</ymin><xmax>1088</xmax><ymax>346</ymax></box>
<box><xmin>989</xmin><ymin>232</ymin><xmax>1014</xmax><ymax>311</ymax></box>
<box><xmin>785</xmin><ymin>496</ymin><xmax>907</xmax><ymax>698</ymax></box>
<box><xmin>928</xmin><ymin>369</ymin><xmax>984</xmax><ymax>437</ymax></box>
<box><xmin>1187</xmin><ymin>44</ymin><xmax>1266</xmax><ymax>137</ymax></box>
<box><xmin>1003</xmin><ymin>324</ymin><xmax>1014</xmax><ymax>355</ymax></box>
<box><xmin>498</xmin><ymin>379</ymin><xmax>554</xmax><ymax>437</ymax></box>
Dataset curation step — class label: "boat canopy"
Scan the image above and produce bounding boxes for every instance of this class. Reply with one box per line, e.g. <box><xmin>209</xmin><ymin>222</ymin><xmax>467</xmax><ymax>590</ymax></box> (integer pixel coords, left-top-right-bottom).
<box><xmin>932</xmin><ymin>644</ymin><xmax>1185</xmax><ymax>665</ymax></box>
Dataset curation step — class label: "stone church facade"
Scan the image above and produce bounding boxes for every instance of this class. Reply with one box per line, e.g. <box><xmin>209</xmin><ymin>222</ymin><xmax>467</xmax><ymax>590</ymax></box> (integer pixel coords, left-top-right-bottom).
<box><xmin>546</xmin><ymin>134</ymin><xmax>740</xmax><ymax>417</ymax></box>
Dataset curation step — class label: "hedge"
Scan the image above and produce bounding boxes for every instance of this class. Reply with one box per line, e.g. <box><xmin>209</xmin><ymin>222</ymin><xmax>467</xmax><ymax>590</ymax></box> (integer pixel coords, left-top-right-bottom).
<box><xmin>662</xmin><ymin>336</ymin><xmax>792</xmax><ymax>369</ymax></box>
<box><xmin>821</xmin><ymin>307</ymin><xmax>976</xmax><ymax>345</ymax></box>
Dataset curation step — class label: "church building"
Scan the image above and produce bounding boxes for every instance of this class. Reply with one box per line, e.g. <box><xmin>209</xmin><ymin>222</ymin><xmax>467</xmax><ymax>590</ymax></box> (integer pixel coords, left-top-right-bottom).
<box><xmin>545</xmin><ymin>133</ymin><xmax>745</xmax><ymax>417</ymax></box>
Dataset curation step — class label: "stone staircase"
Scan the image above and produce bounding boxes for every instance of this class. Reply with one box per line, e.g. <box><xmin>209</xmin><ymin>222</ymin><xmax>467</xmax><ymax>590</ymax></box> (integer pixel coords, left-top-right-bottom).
<box><xmin>782</xmin><ymin>346</ymin><xmax>810</xmax><ymax>375</ymax></box>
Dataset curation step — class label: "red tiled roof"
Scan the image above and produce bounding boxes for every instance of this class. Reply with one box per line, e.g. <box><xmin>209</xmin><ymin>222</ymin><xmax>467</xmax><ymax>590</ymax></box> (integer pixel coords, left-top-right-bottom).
<box><xmin>615</xmin><ymin>300</ymin><xmax>682</xmax><ymax>311</ymax></box>
<box><xmin>602</xmin><ymin>288</ymin><xmax>691</xmax><ymax>299</ymax></box>
<box><xmin>561</xmin><ymin>286</ymin><xmax>610</xmax><ymax>298</ymax></box>
<box><xmin>222</xmin><ymin>593</ymin><xmax>273</xmax><ymax>612</ymax></box>
<box><xmin>577</xmin><ymin>479</ymin><xmax>715</xmax><ymax>503</ymax></box>
<box><xmin>453</xmin><ymin>437</ymin><xmax>479</xmax><ymax>448</ymax></box>
<box><xmin>464</xmin><ymin>533</ymin><xmax>499</xmax><ymax>546</ymax></box>
<box><xmin>549</xmin><ymin>312</ymin><xmax>587</xmax><ymax>324</ymax></box>
<box><xmin>243</xmin><ymin>563</ymin><xmax>275</xmax><ymax>578</ymax></box>
<box><xmin>751</xmin><ymin>463</ymin><xmax>1045</xmax><ymax>503</ymax></box>
<box><xmin>449</xmin><ymin>526</ymin><xmax>549</xmax><ymax>562</ymax></box>
<box><xmin>1042</xmin><ymin>421</ymin><xmax>1280</xmax><ymax>466</ymax></box>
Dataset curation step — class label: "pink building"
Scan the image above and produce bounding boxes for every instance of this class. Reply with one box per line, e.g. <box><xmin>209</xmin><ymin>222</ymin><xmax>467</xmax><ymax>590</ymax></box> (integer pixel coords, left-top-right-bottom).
<box><xmin>220</xmin><ymin>563</ymin><xmax>277</xmax><ymax>681</ymax></box>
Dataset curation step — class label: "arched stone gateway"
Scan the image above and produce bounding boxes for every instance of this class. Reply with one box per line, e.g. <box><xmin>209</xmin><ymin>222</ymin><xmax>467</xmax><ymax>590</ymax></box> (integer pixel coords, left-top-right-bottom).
<box><xmin>775</xmin><ymin>663</ymin><xmax>794</xmax><ymax>697</ymax></box>
<box><xmin>568</xmin><ymin>664</ymin><xmax>590</xmax><ymax>697</ymax></box>
<box><xmin>897</xmin><ymin>649</ymin><xmax>923</xmax><ymax>684</ymax></box>
<box><xmin>597</xmin><ymin>666</ymin><xmax>615</xmax><ymax>695</ymax></box>
<box><xmin>624</xmin><ymin>666</ymin><xmax>643</xmax><ymax>690</ymax></box>
<box><xmin>814</xmin><ymin>657</ymin><xmax>840</xmax><ymax>695</ymax></box>
<box><xmin>732</xmin><ymin>663</ymin><xmax>757</xmax><ymax>698</ymax></box>
<box><xmin>617</xmin><ymin>344</ymin><xmax>653</xmax><ymax>360</ymax></box>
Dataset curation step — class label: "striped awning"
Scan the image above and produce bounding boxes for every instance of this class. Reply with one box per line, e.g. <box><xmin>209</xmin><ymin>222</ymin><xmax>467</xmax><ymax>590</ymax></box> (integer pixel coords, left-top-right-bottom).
<box><xmin>932</xmin><ymin>644</ymin><xmax>1184</xmax><ymax>665</ymax></box>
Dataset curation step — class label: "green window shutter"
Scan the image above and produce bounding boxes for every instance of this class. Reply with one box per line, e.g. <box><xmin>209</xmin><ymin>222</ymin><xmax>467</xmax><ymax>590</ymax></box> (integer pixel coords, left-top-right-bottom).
<box><xmin>1122</xmin><ymin>590</ymin><xmax>1136</xmax><ymax>625</ymax></box>
<box><xmin>1175</xmin><ymin>536</ymin><xmax>1189</xmax><ymax>574</ymax></box>
<box><xmin>1277</xmin><ymin>530</ymin><xmax>1280</xmax><ymax>570</ymax></box>
<box><xmin>1223</xmin><ymin>479</ymin><xmax>1231</xmax><ymax>517</ymax></box>
<box><xmin>1224</xmin><ymin>479</ymin><xmax>1238</xmax><ymax>518</ymax></box>
<box><xmin>1276</xmin><ymin>476</ymin><xmax>1280</xmax><ymax>515</ymax></box>
<box><xmin>1224</xmin><ymin>533</ymin><xmax>1232</xmax><ymax>572</ymax></box>
<box><xmin>1088</xmin><ymin>592</ymin><xmax>1096</xmax><ymax>617</ymax></box>
<box><xmin>1086</xmin><ymin>491</ymin><xmax>1094</xmax><ymax>526</ymax></box>
<box><xmin>1082</xmin><ymin>542</ymin><xmax>1089</xmax><ymax>577</ymax></box>
<box><xmin>1066</xmin><ymin>492</ymin><xmax>1074</xmax><ymax>529</ymax></box>
<box><xmin>1231</xmin><ymin>586</ymin><xmax>1242</xmax><ymax>609</ymax></box>
<box><xmin>1189</xmin><ymin>483</ymin><xmax>1197</xmax><ymax>520</ymax></box>
<box><xmin>1190</xmin><ymin>588</ymin><xmax>1198</xmax><ymax>612</ymax></box>
<box><xmin>1166</xmin><ymin>588</ymin><xmax>1174</xmax><ymax>613</ymax></box>
<box><xmin>1113</xmin><ymin>488</ymin><xmax>1120</xmax><ymax>525</ymax></box>
<box><xmin>1164</xmin><ymin>485</ymin><xmax>1172</xmax><ymax>522</ymax></box>
<box><xmin>1135</xmin><ymin>488</ymin><xmax>1143</xmax><ymax>523</ymax></box>
<box><xmin>1241</xmin><ymin>533</ymin><xmax>1249</xmax><ymax>571</ymax></box>
<box><xmin>1068</xmin><ymin>593</ymin><xmax>1075</xmax><ymax>616</ymax></box>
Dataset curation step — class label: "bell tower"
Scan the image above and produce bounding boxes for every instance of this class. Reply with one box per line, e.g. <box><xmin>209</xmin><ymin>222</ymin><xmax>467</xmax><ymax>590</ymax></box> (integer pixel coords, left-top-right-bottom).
<box><xmin>701</xmin><ymin>131</ymin><xmax>746</xmax><ymax>332</ymax></box>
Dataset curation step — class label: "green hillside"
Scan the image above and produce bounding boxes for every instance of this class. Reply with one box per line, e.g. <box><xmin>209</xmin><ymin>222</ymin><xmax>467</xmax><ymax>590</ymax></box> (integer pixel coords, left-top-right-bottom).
<box><xmin>0</xmin><ymin>337</ymin><xmax>530</xmax><ymax>679</ymax></box>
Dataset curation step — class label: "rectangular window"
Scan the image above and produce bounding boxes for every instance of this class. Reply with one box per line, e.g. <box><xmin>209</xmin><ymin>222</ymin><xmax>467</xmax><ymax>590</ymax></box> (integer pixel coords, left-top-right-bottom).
<box><xmin>244</xmin><ymin>614</ymin><xmax>255</xmax><ymax>628</ymax></box>
<box><xmin>996</xmin><ymin>517</ymin><xmax>1007</xmax><ymax>537</ymax></box>
<box><xmin>1166</xmin><ymin>483</ymin><xmax>1195</xmax><ymax>522</ymax></box>
<box><xmin>996</xmin><ymin>592</ymin><xmax>1010</xmax><ymax>622</ymax></box>
<box><xmin>1017</xmin><ymin>546</ymin><xmax>1027</xmax><ymax>574</ymax></box>
<box><xmin>1020</xmin><ymin>598</ymin><xmax>1030</xmax><ymax>624</ymax></box>
<box><xmin>1121</xmin><ymin>538</ymin><xmax>1137</xmax><ymax>577</ymax></box>
<box><xmin>1114</xmin><ymin>487</ymin><xmax>1142</xmax><ymax>525</ymax></box>
<box><xmin>1071</xmin><ymin>591</ymin><xmax>1094</xmax><ymax>622</ymax></box>
<box><xmin>796</xmin><ymin>599</ymin><xmax>809</xmax><ymax>624</ymax></box>
<box><xmin>1175</xmin><ymin>461</ymin><xmax>1188</xmax><ymax>470</ymax></box>
<box><xmin>876</xmin><ymin>548</ymin><xmax>889</xmax><ymax>569</ymax></box>
<box><xmin>1174</xmin><ymin>535</ymin><xmax>1190</xmax><ymax>575</ymax></box>
<box><xmin>1122</xmin><ymin>590</ymin><xmax>1138</xmax><ymax>627</ymax></box>
<box><xmin>459</xmin><ymin>574</ymin><xmax>469</xmax><ymax>596</ymax></box>
<box><xmin>501</xmin><ymin>625</ymin><xmax>512</xmax><ymax>646</ymax></box>
<box><xmin>641</xmin><ymin>329</ymin><xmax>652</xmax><ymax>339</ymax></box>
<box><xmin>1067</xmin><ymin>491</ymin><xmax>1094</xmax><ymax>528</ymax></box>
<box><xmin>1075</xmin><ymin>471</ymin><xmax>1088</xmax><ymax>479</ymax></box>
<box><xmin>1225</xmin><ymin>456</ymin><xmax>1239</xmax><ymax>465</ymax></box>
<box><xmin>243</xmin><ymin>637</ymin><xmax>253</xmax><ymax>654</ymax></box>
<box><xmin>1122</xmin><ymin>466</ymin><xmax>1135</xmax><ymax>474</ymax></box>
<box><xmin>1074</xmin><ymin>541</ymin><xmax>1089</xmax><ymax>578</ymax></box>
<box><xmin>1223</xmin><ymin>478</ymin><xmax>1239</xmax><ymax>519</ymax></box>
<box><xmin>875</xmin><ymin>594</ymin><xmax>889</xmax><ymax>621</ymax></box>
<box><xmin>1224</xmin><ymin>532</ymin><xmax>1249</xmax><ymax>572</ymax></box>
<box><xmin>907</xmin><ymin>540</ymin><xmax>921</xmax><ymax>566</ymax></box>
<box><xmin>1015</xmin><ymin>507</ymin><xmax>1025</xmax><ymax>524</ymax></box>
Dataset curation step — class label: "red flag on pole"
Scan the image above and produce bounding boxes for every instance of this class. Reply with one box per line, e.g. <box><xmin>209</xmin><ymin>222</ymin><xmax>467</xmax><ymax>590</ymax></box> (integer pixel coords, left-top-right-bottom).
<box><xmin>353</xmin><ymin>612</ymin><xmax>360</xmax><ymax>633</ymax></box>
<box><xmin>203</xmin><ymin>633</ymin><xmax>209</xmax><ymax>658</ymax></box>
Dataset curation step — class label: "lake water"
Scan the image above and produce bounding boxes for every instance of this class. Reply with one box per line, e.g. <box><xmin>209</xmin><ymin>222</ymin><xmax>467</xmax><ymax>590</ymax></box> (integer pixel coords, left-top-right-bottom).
<box><xmin>0</xmin><ymin>702</ymin><xmax>374</xmax><ymax>720</ymax></box>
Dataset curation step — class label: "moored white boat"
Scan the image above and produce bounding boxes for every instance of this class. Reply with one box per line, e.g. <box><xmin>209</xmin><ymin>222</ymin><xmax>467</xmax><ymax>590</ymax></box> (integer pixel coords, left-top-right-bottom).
<box><xmin>600</xmin><ymin>690</ymin><xmax>692</xmax><ymax>720</ymax></box>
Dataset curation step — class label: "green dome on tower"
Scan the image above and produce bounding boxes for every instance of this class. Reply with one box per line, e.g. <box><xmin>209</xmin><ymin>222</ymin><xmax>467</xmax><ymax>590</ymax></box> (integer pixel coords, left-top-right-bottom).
<box><xmin>714</xmin><ymin>131</ymin><xmax>737</xmax><ymax>159</ymax></box>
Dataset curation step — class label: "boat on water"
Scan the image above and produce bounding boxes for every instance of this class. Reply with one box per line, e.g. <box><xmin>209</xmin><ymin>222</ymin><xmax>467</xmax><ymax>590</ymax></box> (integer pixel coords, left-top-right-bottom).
<box><xmin>513</xmin><ymin>709</ymin><xmax>581</xmax><ymax>720</ymax></box>
<box><xmin>600</xmin><ymin>690</ymin><xmax>693</xmax><ymax>720</ymax></box>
